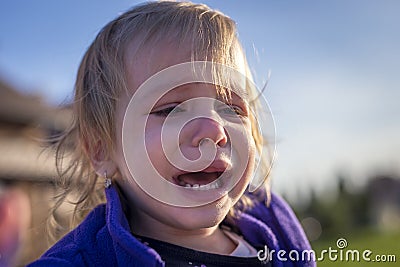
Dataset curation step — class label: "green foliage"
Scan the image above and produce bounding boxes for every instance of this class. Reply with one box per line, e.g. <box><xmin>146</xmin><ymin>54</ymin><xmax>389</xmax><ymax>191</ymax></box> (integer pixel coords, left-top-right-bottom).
<box><xmin>289</xmin><ymin>174</ymin><xmax>400</xmax><ymax>266</ymax></box>
<box><xmin>311</xmin><ymin>229</ymin><xmax>399</xmax><ymax>266</ymax></box>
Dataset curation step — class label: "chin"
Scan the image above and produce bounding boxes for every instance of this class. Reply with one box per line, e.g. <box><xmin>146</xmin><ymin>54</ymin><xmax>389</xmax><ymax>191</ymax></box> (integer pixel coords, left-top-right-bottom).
<box><xmin>164</xmin><ymin>197</ymin><xmax>232</xmax><ymax>230</ymax></box>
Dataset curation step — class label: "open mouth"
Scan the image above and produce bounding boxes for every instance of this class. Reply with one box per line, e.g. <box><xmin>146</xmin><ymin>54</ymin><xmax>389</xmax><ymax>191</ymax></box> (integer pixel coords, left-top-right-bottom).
<box><xmin>173</xmin><ymin>171</ymin><xmax>224</xmax><ymax>190</ymax></box>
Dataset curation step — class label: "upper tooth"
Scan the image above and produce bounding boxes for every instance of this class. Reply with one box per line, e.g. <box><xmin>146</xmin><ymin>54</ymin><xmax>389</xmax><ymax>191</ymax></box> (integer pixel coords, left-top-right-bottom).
<box><xmin>185</xmin><ymin>184</ymin><xmax>192</xmax><ymax>188</ymax></box>
<box><xmin>192</xmin><ymin>184</ymin><xmax>200</xmax><ymax>188</ymax></box>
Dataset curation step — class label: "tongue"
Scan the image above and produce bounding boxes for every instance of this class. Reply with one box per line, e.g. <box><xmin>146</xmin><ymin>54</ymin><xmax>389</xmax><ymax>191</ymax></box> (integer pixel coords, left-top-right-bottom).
<box><xmin>178</xmin><ymin>172</ymin><xmax>220</xmax><ymax>186</ymax></box>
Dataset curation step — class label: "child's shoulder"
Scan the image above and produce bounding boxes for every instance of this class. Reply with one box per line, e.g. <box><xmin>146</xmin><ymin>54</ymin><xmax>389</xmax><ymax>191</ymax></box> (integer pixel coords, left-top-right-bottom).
<box><xmin>28</xmin><ymin>204</ymin><xmax>110</xmax><ymax>267</ymax></box>
<box><xmin>242</xmin><ymin>191</ymin><xmax>305</xmax><ymax>236</ymax></box>
<box><xmin>237</xmin><ymin>191</ymin><xmax>312</xmax><ymax>255</ymax></box>
<box><xmin>246</xmin><ymin>191</ymin><xmax>298</xmax><ymax>222</ymax></box>
<box><xmin>229</xmin><ymin>192</ymin><xmax>315</xmax><ymax>266</ymax></box>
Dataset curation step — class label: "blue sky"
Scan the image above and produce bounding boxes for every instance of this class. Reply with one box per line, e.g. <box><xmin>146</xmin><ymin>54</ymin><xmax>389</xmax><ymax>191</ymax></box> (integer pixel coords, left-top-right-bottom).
<box><xmin>1</xmin><ymin>1</ymin><xmax>399</xmax><ymax>201</ymax></box>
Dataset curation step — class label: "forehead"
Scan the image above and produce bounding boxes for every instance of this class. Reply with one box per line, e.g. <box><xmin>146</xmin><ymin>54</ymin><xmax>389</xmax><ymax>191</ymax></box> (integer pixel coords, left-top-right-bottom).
<box><xmin>123</xmin><ymin>38</ymin><xmax>248</xmax><ymax>97</ymax></box>
<box><xmin>154</xmin><ymin>83</ymin><xmax>249</xmax><ymax>104</ymax></box>
<box><xmin>124</xmin><ymin>39</ymin><xmax>191</xmax><ymax>93</ymax></box>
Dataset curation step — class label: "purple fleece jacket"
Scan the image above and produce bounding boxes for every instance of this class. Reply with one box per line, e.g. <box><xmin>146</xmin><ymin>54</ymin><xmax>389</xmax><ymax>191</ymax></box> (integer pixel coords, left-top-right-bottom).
<box><xmin>28</xmin><ymin>185</ymin><xmax>316</xmax><ymax>267</ymax></box>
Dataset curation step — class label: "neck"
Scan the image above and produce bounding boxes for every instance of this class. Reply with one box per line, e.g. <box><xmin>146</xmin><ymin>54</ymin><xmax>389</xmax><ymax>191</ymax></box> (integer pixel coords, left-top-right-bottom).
<box><xmin>127</xmin><ymin>205</ymin><xmax>236</xmax><ymax>255</ymax></box>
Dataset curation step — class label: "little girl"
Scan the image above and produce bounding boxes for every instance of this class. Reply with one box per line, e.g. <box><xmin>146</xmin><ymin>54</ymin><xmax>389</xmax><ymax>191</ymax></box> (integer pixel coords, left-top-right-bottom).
<box><xmin>29</xmin><ymin>1</ymin><xmax>314</xmax><ymax>266</ymax></box>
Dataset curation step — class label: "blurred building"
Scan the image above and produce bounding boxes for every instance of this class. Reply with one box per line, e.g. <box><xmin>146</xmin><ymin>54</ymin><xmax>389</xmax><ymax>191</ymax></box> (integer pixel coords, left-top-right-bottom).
<box><xmin>0</xmin><ymin>78</ymin><xmax>72</xmax><ymax>265</ymax></box>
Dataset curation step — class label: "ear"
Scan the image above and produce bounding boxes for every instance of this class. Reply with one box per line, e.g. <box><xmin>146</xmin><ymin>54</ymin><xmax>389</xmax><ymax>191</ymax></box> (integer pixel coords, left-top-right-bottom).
<box><xmin>85</xmin><ymin>139</ymin><xmax>117</xmax><ymax>178</ymax></box>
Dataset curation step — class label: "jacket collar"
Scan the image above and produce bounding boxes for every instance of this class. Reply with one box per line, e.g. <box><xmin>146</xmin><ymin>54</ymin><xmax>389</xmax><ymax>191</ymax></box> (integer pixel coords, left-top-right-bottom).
<box><xmin>105</xmin><ymin>185</ymin><xmax>164</xmax><ymax>266</ymax></box>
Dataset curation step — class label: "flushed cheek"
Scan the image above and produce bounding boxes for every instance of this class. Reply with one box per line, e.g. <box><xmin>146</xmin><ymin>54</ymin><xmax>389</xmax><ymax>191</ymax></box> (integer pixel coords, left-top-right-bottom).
<box><xmin>228</xmin><ymin>123</ymin><xmax>254</xmax><ymax>174</ymax></box>
<box><xmin>229</xmin><ymin>129</ymin><xmax>256</xmax><ymax>192</ymax></box>
<box><xmin>144</xmin><ymin>124</ymin><xmax>171</xmax><ymax>177</ymax></box>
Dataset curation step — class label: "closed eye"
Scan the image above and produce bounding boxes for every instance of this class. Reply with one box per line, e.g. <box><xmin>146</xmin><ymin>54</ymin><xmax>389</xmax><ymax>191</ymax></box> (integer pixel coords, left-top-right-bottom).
<box><xmin>150</xmin><ymin>105</ymin><xmax>183</xmax><ymax>117</ymax></box>
<box><xmin>218</xmin><ymin>104</ymin><xmax>248</xmax><ymax>117</ymax></box>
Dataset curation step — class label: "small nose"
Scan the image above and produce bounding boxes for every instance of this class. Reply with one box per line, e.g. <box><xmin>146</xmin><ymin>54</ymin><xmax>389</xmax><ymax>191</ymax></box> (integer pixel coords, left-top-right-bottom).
<box><xmin>188</xmin><ymin>118</ymin><xmax>228</xmax><ymax>147</ymax></box>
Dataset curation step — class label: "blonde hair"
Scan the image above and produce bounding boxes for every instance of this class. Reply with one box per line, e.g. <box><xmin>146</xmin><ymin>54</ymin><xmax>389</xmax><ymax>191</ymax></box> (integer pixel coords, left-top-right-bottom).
<box><xmin>52</xmin><ymin>0</ymin><xmax>270</xmax><ymax>240</ymax></box>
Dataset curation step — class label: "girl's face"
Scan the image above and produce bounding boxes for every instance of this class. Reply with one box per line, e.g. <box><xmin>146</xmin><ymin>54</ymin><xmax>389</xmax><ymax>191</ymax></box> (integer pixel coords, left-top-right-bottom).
<box><xmin>112</xmin><ymin>40</ymin><xmax>256</xmax><ymax>232</ymax></box>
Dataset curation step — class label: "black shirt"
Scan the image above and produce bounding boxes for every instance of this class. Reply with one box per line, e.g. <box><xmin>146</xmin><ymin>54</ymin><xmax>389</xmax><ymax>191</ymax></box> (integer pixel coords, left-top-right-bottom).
<box><xmin>135</xmin><ymin>235</ymin><xmax>272</xmax><ymax>267</ymax></box>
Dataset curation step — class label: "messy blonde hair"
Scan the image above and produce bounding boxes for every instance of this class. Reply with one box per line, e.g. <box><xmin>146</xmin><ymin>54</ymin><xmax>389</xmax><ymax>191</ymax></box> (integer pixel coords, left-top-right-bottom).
<box><xmin>52</xmin><ymin>0</ymin><xmax>270</xmax><ymax>240</ymax></box>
